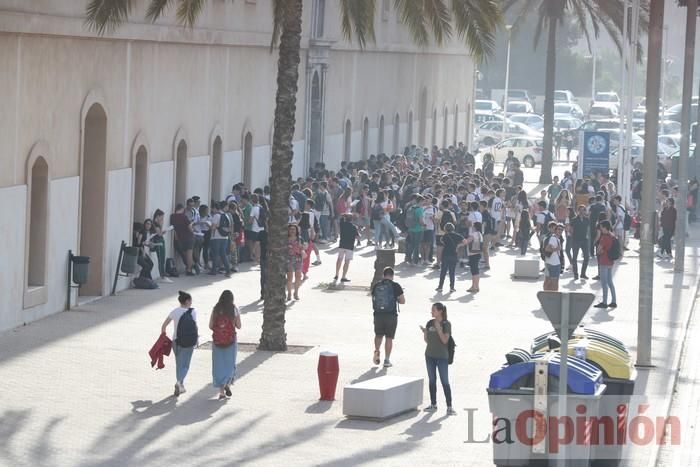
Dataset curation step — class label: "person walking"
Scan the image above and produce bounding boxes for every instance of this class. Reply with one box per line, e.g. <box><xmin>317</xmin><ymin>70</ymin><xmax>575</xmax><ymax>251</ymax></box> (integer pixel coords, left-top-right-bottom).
<box><xmin>569</xmin><ymin>205</ymin><xmax>590</xmax><ymax>280</ymax></box>
<box><xmin>659</xmin><ymin>198</ymin><xmax>677</xmax><ymax>260</ymax></box>
<box><xmin>335</xmin><ymin>213</ymin><xmax>359</xmax><ymax>282</ymax></box>
<box><xmin>436</xmin><ymin>223</ymin><xmax>463</xmax><ymax>293</ymax></box>
<box><xmin>209</xmin><ymin>290</ymin><xmax>241</xmax><ymax>400</ymax></box>
<box><xmin>160</xmin><ymin>291</ymin><xmax>198</xmax><ymax>397</ymax></box>
<box><xmin>286</xmin><ymin>224</ymin><xmax>304</xmax><ymax>301</ymax></box>
<box><xmin>542</xmin><ymin>222</ymin><xmax>563</xmax><ymax>291</ymax></box>
<box><xmin>371</xmin><ymin>267</ymin><xmax>405</xmax><ymax>368</ymax></box>
<box><xmin>420</xmin><ymin>302</ymin><xmax>455</xmax><ymax>415</ymax></box>
<box><xmin>465</xmin><ymin>221</ymin><xmax>483</xmax><ymax>293</ymax></box>
<box><xmin>594</xmin><ymin>221</ymin><xmax>618</xmax><ymax>309</ymax></box>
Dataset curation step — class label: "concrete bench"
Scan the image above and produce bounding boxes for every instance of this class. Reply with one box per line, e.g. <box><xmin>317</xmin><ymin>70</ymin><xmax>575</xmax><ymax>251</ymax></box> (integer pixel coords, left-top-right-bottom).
<box><xmin>513</xmin><ymin>256</ymin><xmax>541</xmax><ymax>279</ymax></box>
<box><xmin>343</xmin><ymin>375</ymin><xmax>423</xmax><ymax>420</ymax></box>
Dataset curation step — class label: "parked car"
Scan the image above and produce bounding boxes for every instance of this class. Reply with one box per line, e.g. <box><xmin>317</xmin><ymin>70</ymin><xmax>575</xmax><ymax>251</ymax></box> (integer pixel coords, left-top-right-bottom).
<box><xmin>554</xmin><ymin>90</ymin><xmax>576</xmax><ymax>104</ymax></box>
<box><xmin>475</xmin><ymin>99</ymin><xmax>502</xmax><ymax>114</ymax></box>
<box><xmin>669</xmin><ymin>145</ymin><xmax>697</xmax><ymax>181</ymax></box>
<box><xmin>488</xmin><ymin>136</ymin><xmax>543</xmax><ymax>168</ymax></box>
<box><xmin>474</xmin><ymin>120</ymin><xmax>542</xmax><ymax>146</ymax></box>
<box><xmin>508</xmin><ymin>113</ymin><xmax>544</xmax><ymax>129</ymax></box>
<box><xmin>593</xmin><ymin>91</ymin><xmax>621</xmax><ymax>106</ymax></box>
<box><xmin>589</xmin><ymin>103</ymin><xmax>620</xmax><ymax>120</ymax></box>
<box><xmin>553</xmin><ymin>116</ymin><xmax>583</xmax><ymax>131</ymax></box>
<box><xmin>502</xmin><ymin>89</ymin><xmax>532</xmax><ymax>106</ymax></box>
<box><xmin>505</xmin><ymin>100</ymin><xmax>534</xmax><ymax>114</ymax></box>
<box><xmin>637</xmin><ymin>98</ymin><xmax>664</xmax><ymax>110</ymax></box>
<box><xmin>632</xmin><ymin>108</ymin><xmax>646</xmax><ymax>131</ymax></box>
<box><xmin>664</xmin><ymin>103</ymin><xmax>699</xmax><ymax>123</ymax></box>
<box><xmin>554</xmin><ymin>102</ymin><xmax>585</xmax><ymax>120</ymax></box>
<box><xmin>474</xmin><ymin>111</ymin><xmax>504</xmax><ymax>126</ymax></box>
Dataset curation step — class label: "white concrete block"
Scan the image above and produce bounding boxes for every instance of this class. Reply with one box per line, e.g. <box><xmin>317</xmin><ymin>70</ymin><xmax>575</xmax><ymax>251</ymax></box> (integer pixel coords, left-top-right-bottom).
<box><xmin>514</xmin><ymin>257</ymin><xmax>541</xmax><ymax>279</ymax></box>
<box><xmin>343</xmin><ymin>375</ymin><xmax>423</xmax><ymax>420</ymax></box>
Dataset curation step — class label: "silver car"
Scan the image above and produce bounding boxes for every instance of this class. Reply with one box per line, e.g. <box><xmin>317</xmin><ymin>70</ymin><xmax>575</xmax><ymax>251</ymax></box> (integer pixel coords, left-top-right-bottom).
<box><xmin>474</xmin><ymin>120</ymin><xmax>543</xmax><ymax>147</ymax></box>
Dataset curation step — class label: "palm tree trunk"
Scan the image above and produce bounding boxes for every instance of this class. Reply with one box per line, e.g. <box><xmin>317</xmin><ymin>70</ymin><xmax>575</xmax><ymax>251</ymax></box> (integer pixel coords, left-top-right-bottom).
<box><xmin>539</xmin><ymin>16</ymin><xmax>557</xmax><ymax>184</ymax></box>
<box><xmin>259</xmin><ymin>0</ymin><xmax>303</xmax><ymax>351</ymax></box>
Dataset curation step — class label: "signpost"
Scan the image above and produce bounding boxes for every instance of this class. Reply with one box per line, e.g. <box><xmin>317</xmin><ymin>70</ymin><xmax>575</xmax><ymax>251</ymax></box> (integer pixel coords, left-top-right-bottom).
<box><xmin>537</xmin><ymin>291</ymin><xmax>595</xmax><ymax>465</ymax></box>
<box><xmin>578</xmin><ymin>131</ymin><xmax>611</xmax><ymax>178</ymax></box>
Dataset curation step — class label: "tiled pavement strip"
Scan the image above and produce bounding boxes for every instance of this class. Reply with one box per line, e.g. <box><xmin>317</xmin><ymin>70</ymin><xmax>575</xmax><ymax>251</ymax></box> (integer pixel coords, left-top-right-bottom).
<box><xmin>1</xmin><ymin>208</ymin><xmax>699</xmax><ymax>465</ymax></box>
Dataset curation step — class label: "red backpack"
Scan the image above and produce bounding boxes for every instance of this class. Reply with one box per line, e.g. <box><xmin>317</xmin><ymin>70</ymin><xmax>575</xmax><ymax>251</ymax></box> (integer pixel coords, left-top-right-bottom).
<box><xmin>212</xmin><ymin>313</ymin><xmax>235</xmax><ymax>347</ymax></box>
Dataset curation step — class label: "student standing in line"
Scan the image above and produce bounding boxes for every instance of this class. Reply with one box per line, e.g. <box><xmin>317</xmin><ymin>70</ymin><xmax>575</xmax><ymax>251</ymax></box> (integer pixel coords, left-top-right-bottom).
<box><xmin>465</xmin><ymin>221</ymin><xmax>483</xmax><ymax>293</ymax></box>
<box><xmin>209</xmin><ymin>290</ymin><xmax>241</xmax><ymax>400</ymax></box>
<box><xmin>436</xmin><ymin>223</ymin><xmax>463</xmax><ymax>293</ymax></box>
<box><xmin>160</xmin><ymin>291</ymin><xmax>198</xmax><ymax>397</ymax></box>
<box><xmin>594</xmin><ymin>221</ymin><xmax>618</xmax><ymax>309</ymax></box>
<box><xmin>420</xmin><ymin>302</ymin><xmax>455</xmax><ymax>415</ymax></box>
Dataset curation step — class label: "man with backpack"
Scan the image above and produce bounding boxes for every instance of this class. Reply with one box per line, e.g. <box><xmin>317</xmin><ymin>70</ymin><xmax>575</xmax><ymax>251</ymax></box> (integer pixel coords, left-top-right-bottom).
<box><xmin>160</xmin><ymin>291</ymin><xmax>198</xmax><ymax>397</ymax></box>
<box><xmin>594</xmin><ymin>220</ymin><xmax>619</xmax><ymax>309</ymax></box>
<box><xmin>541</xmin><ymin>222</ymin><xmax>563</xmax><ymax>291</ymax></box>
<box><xmin>404</xmin><ymin>195</ymin><xmax>425</xmax><ymax>265</ymax></box>
<box><xmin>371</xmin><ymin>267</ymin><xmax>405</xmax><ymax>368</ymax></box>
<box><xmin>209</xmin><ymin>201</ymin><xmax>232</xmax><ymax>277</ymax></box>
<box><xmin>434</xmin><ymin>200</ymin><xmax>456</xmax><ymax>270</ymax></box>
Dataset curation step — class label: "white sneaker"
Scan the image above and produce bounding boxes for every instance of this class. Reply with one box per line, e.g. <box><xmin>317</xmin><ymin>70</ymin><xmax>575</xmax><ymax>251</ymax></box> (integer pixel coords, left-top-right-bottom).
<box><xmin>383</xmin><ymin>359</ymin><xmax>393</xmax><ymax>368</ymax></box>
<box><xmin>423</xmin><ymin>404</ymin><xmax>437</xmax><ymax>412</ymax></box>
<box><xmin>161</xmin><ymin>277</ymin><xmax>173</xmax><ymax>283</ymax></box>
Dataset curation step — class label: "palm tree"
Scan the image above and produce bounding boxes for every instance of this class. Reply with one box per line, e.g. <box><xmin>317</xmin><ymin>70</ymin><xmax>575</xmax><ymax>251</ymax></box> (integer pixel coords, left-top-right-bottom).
<box><xmin>85</xmin><ymin>0</ymin><xmax>501</xmax><ymax>350</ymax></box>
<box><xmin>504</xmin><ymin>0</ymin><xmax>647</xmax><ymax>184</ymax></box>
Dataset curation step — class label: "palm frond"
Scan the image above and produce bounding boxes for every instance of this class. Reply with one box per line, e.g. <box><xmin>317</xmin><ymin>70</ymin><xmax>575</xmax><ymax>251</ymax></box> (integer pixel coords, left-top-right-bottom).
<box><xmin>503</xmin><ymin>0</ymin><xmax>541</xmax><ymax>34</ymax></box>
<box><xmin>145</xmin><ymin>0</ymin><xmax>174</xmax><ymax>23</ymax></box>
<box><xmin>176</xmin><ymin>0</ymin><xmax>206</xmax><ymax>27</ymax></box>
<box><xmin>570</xmin><ymin>0</ymin><xmax>596</xmax><ymax>52</ymax></box>
<box><xmin>85</xmin><ymin>0</ymin><xmax>133</xmax><ymax>35</ymax></box>
<box><xmin>393</xmin><ymin>0</ymin><xmax>429</xmax><ymax>46</ymax></box>
<box><xmin>452</xmin><ymin>0</ymin><xmax>502</xmax><ymax>62</ymax></box>
<box><xmin>422</xmin><ymin>0</ymin><xmax>452</xmax><ymax>45</ymax></box>
<box><xmin>339</xmin><ymin>0</ymin><xmax>376</xmax><ymax>49</ymax></box>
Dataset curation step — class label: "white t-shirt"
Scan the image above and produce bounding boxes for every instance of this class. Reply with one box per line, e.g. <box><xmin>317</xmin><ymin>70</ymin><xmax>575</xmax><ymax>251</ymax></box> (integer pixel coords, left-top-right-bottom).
<box><xmin>491</xmin><ymin>197</ymin><xmax>504</xmax><ymax>221</ymax></box>
<box><xmin>545</xmin><ymin>235</ymin><xmax>561</xmax><ymax>266</ymax></box>
<box><xmin>423</xmin><ymin>206</ymin><xmax>436</xmax><ymax>230</ymax></box>
<box><xmin>288</xmin><ymin>197</ymin><xmax>299</xmax><ymax>223</ymax></box>
<box><xmin>250</xmin><ymin>205</ymin><xmax>264</xmax><ymax>232</ymax></box>
<box><xmin>468</xmin><ymin>211</ymin><xmax>482</xmax><ymax>225</ymax></box>
<box><xmin>168</xmin><ymin>306</ymin><xmax>198</xmax><ymax>343</ymax></box>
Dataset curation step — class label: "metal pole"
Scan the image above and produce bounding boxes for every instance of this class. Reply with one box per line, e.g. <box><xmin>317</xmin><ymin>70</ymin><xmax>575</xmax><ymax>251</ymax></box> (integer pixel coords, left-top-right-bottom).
<box><xmin>675</xmin><ymin>0</ymin><xmax>697</xmax><ymax>272</ymax></box>
<box><xmin>638</xmin><ymin>0</ymin><xmax>665</xmax><ymax>368</ymax></box>
<box><xmin>66</xmin><ymin>250</ymin><xmax>73</xmax><ymax>311</ymax></box>
<box><xmin>661</xmin><ymin>27</ymin><xmax>669</xmax><ymax>121</ymax></box>
<box><xmin>618</xmin><ymin>0</ymin><xmax>629</xmax><ymax>184</ymax></box>
<box><xmin>502</xmin><ymin>26</ymin><xmax>512</xmax><ymax>143</ymax></box>
<box><xmin>591</xmin><ymin>52</ymin><xmax>596</xmax><ymax>102</ymax></box>
<box><xmin>557</xmin><ymin>293</ymin><xmax>569</xmax><ymax>467</ymax></box>
<box><xmin>111</xmin><ymin>240</ymin><xmax>126</xmax><ymax>296</ymax></box>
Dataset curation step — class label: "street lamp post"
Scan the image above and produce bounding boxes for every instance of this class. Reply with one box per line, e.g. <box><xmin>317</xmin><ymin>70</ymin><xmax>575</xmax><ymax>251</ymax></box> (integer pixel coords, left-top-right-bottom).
<box><xmin>501</xmin><ymin>25</ymin><xmax>513</xmax><ymax>143</ymax></box>
<box><xmin>584</xmin><ymin>52</ymin><xmax>597</xmax><ymax>103</ymax></box>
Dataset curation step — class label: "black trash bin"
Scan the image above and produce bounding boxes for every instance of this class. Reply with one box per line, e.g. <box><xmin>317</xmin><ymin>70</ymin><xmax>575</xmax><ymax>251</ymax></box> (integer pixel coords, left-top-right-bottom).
<box><xmin>71</xmin><ymin>255</ymin><xmax>90</xmax><ymax>285</ymax></box>
<box><xmin>121</xmin><ymin>247</ymin><xmax>139</xmax><ymax>274</ymax></box>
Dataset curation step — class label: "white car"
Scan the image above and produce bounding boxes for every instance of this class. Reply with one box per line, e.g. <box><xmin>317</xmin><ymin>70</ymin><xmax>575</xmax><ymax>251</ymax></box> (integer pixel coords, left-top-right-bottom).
<box><xmin>475</xmin><ymin>100</ymin><xmax>502</xmax><ymax>114</ymax></box>
<box><xmin>488</xmin><ymin>136</ymin><xmax>543</xmax><ymax>168</ymax></box>
<box><xmin>506</xmin><ymin>100</ymin><xmax>534</xmax><ymax>114</ymax></box>
<box><xmin>554</xmin><ymin>90</ymin><xmax>576</xmax><ymax>105</ymax></box>
<box><xmin>508</xmin><ymin>113</ymin><xmax>544</xmax><ymax>129</ymax></box>
<box><xmin>474</xmin><ymin>111</ymin><xmax>504</xmax><ymax>126</ymax></box>
<box><xmin>594</xmin><ymin>91</ymin><xmax>621</xmax><ymax>105</ymax></box>
<box><xmin>474</xmin><ymin>120</ymin><xmax>543</xmax><ymax>147</ymax></box>
<box><xmin>589</xmin><ymin>103</ymin><xmax>620</xmax><ymax>121</ymax></box>
<box><xmin>554</xmin><ymin>102</ymin><xmax>585</xmax><ymax>120</ymax></box>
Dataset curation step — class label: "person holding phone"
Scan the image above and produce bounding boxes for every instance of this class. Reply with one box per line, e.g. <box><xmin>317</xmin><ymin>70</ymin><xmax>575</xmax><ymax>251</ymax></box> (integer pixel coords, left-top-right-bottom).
<box><xmin>420</xmin><ymin>302</ymin><xmax>454</xmax><ymax>415</ymax></box>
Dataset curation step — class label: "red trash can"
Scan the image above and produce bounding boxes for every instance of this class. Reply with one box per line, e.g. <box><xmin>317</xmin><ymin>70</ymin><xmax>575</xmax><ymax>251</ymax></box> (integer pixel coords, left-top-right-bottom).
<box><xmin>317</xmin><ymin>351</ymin><xmax>339</xmax><ymax>401</ymax></box>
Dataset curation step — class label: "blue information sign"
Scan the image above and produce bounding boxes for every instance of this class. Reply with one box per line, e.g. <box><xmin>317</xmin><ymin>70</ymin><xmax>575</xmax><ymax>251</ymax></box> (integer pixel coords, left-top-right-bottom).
<box><xmin>579</xmin><ymin>131</ymin><xmax>610</xmax><ymax>177</ymax></box>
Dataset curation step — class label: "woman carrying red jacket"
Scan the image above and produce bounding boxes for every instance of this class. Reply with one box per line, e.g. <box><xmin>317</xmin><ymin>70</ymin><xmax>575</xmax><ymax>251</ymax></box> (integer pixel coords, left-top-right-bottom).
<box><xmin>594</xmin><ymin>220</ymin><xmax>617</xmax><ymax>309</ymax></box>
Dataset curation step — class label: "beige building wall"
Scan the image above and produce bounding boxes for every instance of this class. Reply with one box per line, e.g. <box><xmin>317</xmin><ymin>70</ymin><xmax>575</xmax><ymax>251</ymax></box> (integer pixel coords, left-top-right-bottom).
<box><xmin>0</xmin><ymin>0</ymin><xmax>475</xmax><ymax>331</ymax></box>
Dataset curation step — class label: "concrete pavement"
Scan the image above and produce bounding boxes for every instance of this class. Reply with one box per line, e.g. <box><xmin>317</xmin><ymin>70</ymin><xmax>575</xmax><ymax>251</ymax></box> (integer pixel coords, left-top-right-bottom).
<box><xmin>1</xmin><ymin>213</ymin><xmax>699</xmax><ymax>466</ymax></box>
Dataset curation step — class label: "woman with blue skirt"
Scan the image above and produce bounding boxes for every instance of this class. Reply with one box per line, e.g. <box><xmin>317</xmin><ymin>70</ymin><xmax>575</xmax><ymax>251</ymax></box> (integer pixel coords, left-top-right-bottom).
<box><xmin>209</xmin><ymin>290</ymin><xmax>241</xmax><ymax>400</ymax></box>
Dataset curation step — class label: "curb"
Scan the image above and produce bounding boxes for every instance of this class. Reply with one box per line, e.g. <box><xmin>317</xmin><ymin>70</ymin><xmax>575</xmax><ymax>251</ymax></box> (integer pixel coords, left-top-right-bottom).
<box><xmin>652</xmin><ymin>246</ymin><xmax>700</xmax><ymax>467</ymax></box>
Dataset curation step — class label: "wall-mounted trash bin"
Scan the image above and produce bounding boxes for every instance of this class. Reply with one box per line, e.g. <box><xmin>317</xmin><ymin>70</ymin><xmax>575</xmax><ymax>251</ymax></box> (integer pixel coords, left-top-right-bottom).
<box><xmin>71</xmin><ymin>255</ymin><xmax>90</xmax><ymax>285</ymax></box>
<box><xmin>121</xmin><ymin>247</ymin><xmax>139</xmax><ymax>274</ymax></box>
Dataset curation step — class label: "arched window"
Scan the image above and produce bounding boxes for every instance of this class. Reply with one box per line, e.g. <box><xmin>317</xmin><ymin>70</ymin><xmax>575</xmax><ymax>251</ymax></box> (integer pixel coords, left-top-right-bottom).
<box><xmin>312</xmin><ymin>0</ymin><xmax>325</xmax><ymax>38</ymax></box>
<box><xmin>133</xmin><ymin>146</ymin><xmax>148</xmax><ymax>223</ymax></box>
<box><xmin>378</xmin><ymin>115</ymin><xmax>385</xmax><ymax>154</ymax></box>
<box><xmin>211</xmin><ymin>136</ymin><xmax>223</xmax><ymax>200</ymax></box>
<box><xmin>393</xmin><ymin>113</ymin><xmax>400</xmax><ymax>154</ymax></box>
<box><xmin>443</xmin><ymin>106</ymin><xmax>449</xmax><ymax>148</ymax></box>
<box><xmin>243</xmin><ymin>132</ymin><xmax>253</xmax><ymax>187</ymax></box>
<box><xmin>431</xmin><ymin>108</ymin><xmax>437</xmax><ymax>148</ymax></box>
<box><xmin>418</xmin><ymin>88</ymin><xmax>427</xmax><ymax>146</ymax></box>
<box><xmin>362</xmin><ymin>117</ymin><xmax>369</xmax><ymax>160</ymax></box>
<box><xmin>407</xmin><ymin>110</ymin><xmax>414</xmax><ymax>146</ymax></box>
<box><xmin>175</xmin><ymin>140</ymin><xmax>188</xmax><ymax>206</ymax></box>
<box><xmin>454</xmin><ymin>104</ymin><xmax>459</xmax><ymax>145</ymax></box>
<box><xmin>28</xmin><ymin>156</ymin><xmax>48</xmax><ymax>288</ymax></box>
<box><xmin>343</xmin><ymin>119</ymin><xmax>352</xmax><ymax>161</ymax></box>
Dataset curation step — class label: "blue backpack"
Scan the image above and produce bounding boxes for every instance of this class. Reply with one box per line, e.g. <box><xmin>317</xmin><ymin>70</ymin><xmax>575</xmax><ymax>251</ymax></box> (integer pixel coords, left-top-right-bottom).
<box><xmin>176</xmin><ymin>308</ymin><xmax>198</xmax><ymax>348</ymax></box>
<box><xmin>372</xmin><ymin>280</ymin><xmax>397</xmax><ymax>314</ymax></box>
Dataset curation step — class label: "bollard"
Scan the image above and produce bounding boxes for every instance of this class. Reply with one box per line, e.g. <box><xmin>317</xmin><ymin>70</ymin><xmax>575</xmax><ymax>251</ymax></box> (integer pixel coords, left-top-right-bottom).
<box><xmin>372</xmin><ymin>249</ymin><xmax>396</xmax><ymax>287</ymax></box>
<box><xmin>317</xmin><ymin>351</ymin><xmax>339</xmax><ymax>401</ymax></box>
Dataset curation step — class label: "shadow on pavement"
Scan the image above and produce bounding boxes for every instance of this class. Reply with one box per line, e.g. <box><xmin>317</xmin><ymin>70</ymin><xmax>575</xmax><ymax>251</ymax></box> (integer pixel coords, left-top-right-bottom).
<box><xmin>305</xmin><ymin>400</ymin><xmax>334</xmax><ymax>414</ymax></box>
<box><xmin>402</xmin><ymin>412</ymin><xmax>449</xmax><ymax>442</ymax></box>
<box><xmin>315</xmin><ymin>440</ymin><xmax>419</xmax><ymax>467</ymax></box>
<box><xmin>334</xmin><ymin>409</ymin><xmax>419</xmax><ymax>432</ymax></box>
<box><xmin>351</xmin><ymin>367</ymin><xmax>387</xmax><ymax>384</ymax></box>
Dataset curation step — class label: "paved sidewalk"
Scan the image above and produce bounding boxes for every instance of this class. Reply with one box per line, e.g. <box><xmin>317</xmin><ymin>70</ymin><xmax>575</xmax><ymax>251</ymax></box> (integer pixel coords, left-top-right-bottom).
<box><xmin>0</xmin><ymin>223</ymin><xmax>698</xmax><ymax>466</ymax></box>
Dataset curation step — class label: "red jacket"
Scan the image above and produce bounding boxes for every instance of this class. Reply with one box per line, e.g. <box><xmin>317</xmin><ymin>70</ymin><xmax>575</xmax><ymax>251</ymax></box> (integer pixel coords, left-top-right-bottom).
<box><xmin>597</xmin><ymin>233</ymin><xmax>614</xmax><ymax>266</ymax></box>
<box><xmin>149</xmin><ymin>333</ymin><xmax>172</xmax><ymax>369</ymax></box>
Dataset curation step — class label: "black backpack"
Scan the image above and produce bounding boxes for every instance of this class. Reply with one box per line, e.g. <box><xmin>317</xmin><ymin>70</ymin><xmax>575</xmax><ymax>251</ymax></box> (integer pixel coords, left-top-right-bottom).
<box><xmin>176</xmin><ymin>308</ymin><xmax>198</xmax><ymax>348</ymax></box>
<box><xmin>426</xmin><ymin>319</ymin><xmax>456</xmax><ymax>365</ymax></box>
<box><xmin>165</xmin><ymin>258</ymin><xmax>179</xmax><ymax>277</ymax></box>
<box><xmin>440</xmin><ymin>210</ymin><xmax>455</xmax><ymax>231</ymax></box>
<box><xmin>257</xmin><ymin>205</ymin><xmax>268</xmax><ymax>228</ymax></box>
<box><xmin>608</xmin><ymin>236</ymin><xmax>622</xmax><ymax>261</ymax></box>
<box><xmin>314</xmin><ymin>192</ymin><xmax>327</xmax><ymax>212</ymax></box>
<box><xmin>540</xmin><ymin>233</ymin><xmax>555</xmax><ymax>261</ymax></box>
<box><xmin>372</xmin><ymin>280</ymin><xmax>397</xmax><ymax>313</ymax></box>
<box><xmin>621</xmin><ymin>207</ymin><xmax>632</xmax><ymax>231</ymax></box>
<box><xmin>217</xmin><ymin>212</ymin><xmax>231</xmax><ymax>237</ymax></box>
